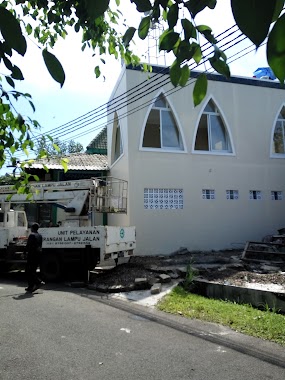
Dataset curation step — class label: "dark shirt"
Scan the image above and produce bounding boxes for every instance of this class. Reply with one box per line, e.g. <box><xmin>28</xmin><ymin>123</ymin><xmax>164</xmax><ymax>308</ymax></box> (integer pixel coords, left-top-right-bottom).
<box><xmin>26</xmin><ymin>232</ymin><xmax>43</xmax><ymax>259</ymax></box>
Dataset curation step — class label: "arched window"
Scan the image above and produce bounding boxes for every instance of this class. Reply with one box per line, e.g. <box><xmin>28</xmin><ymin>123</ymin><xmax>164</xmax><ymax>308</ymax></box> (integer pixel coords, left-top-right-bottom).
<box><xmin>112</xmin><ymin>113</ymin><xmax>123</xmax><ymax>164</ymax></box>
<box><xmin>194</xmin><ymin>99</ymin><xmax>232</xmax><ymax>153</ymax></box>
<box><xmin>142</xmin><ymin>94</ymin><xmax>183</xmax><ymax>150</ymax></box>
<box><xmin>272</xmin><ymin>107</ymin><xmax>285</xmax><ymax>155</ymax></box>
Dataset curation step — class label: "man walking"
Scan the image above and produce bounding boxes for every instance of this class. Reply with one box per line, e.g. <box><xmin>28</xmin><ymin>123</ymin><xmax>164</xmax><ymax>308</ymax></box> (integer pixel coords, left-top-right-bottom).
<box><xmin>25</xmin><ymin>223</ymin><xmax>44</xmax><ymax>292</ymax></box>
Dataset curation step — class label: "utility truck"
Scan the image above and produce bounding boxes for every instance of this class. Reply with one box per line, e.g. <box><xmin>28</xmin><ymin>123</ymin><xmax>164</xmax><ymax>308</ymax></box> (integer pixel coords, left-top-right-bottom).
<box><xmin>0</xmin><ymin>177</ymin><xmax>135</xmax><ymax>280</ymax></box>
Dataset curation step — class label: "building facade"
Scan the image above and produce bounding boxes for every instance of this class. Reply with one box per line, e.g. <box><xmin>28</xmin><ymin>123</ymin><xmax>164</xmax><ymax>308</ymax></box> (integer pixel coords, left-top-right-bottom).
<box><xmin>107</xmin><ymin>65</ymin><xmax>285</xmax><ymax>255</ymax></box>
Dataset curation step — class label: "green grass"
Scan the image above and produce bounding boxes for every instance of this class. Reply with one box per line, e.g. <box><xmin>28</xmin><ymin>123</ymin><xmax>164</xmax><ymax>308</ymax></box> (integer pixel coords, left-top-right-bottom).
<box><xmin>157</xmin><ymin>286</ymin><xmax>285</xmax><ymax>346</ymax></box>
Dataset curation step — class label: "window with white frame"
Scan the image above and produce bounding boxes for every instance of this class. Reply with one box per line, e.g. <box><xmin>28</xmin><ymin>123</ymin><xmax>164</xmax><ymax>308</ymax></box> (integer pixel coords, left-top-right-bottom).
<box><xmin>226</xmin><ymin>190</ymin><xmax>239</xmax><ymax>200</ymax></box>
<box><xmin>249</xmin><ymin>190</ymin><xmax>262</xmax><ymax>200</ymax></box>
<box><xmin>112</xmin><ymin>113</ymin><xmax>123</xmax><ymax>163</ymax></box>
<box><xmin>144</xmin><ymin>188</ymin><xmax>183</xmax><ymax>209</ymax></box>
<box><xmin>271</xmin><ymin>191</ymin><xmax>283</xmax><ymax>200</ymax></box>
<box><xmin>195</xmin><ymin>99</ymin><xmax>232</xmax><ymax>153</ymax></box>
<box><xmin>272</xmin><ymin>107</ymin><xmax>285</xmax><ymax>154</ymax></box>
<box><xmin>202</xmin><ymin>189</ymin><xmax>215</xmax><ymax>200</ymax></box>
<box><xmin>142</xmin><ymin>94</ymin><xmax>183</xmax><ymax>150</ymax></box>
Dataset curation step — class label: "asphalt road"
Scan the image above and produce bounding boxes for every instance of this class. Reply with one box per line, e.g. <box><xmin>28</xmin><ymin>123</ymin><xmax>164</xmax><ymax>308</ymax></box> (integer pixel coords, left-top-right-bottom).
<box><xmin>1</xmin><ymin>272</ymin><xmax>285</xmax><ymax>380</ymax></box>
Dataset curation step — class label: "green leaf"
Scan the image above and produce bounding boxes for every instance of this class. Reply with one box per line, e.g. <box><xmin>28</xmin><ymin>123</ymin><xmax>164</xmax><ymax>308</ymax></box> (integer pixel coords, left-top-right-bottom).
<box><xmin>175</xmin><ymin>40</ymin><xmax>192</xmax><ymax>63</ymax></box>
<box><xmin>208</xmin><ymin>0</ymin><xmax>217</xmax><ymax>9</ymax></box>
<box><xmin>33</xmin><ymin>174</ymin><xmax>40</xmax><ymax>182</ymax></box>
<box><xmin>0</xmin><ymin>7</ymin><xmax>27</xmax><ymax>56</ymax></box>
<box><xmin>53</xmin><ymin>143</ymin><xmax>60</xmax><ymax>153</ymax></box>
<box><xmin>26</xmin><ymin>23</ymin><xmax>32</xmax><ymax>35</ymax></box>
<box><xmin>170</xmin><ymin>61</ymin><xmax>181</xmax><ymax>87</ymax></box>
<box><xmin>272</xmin><ymin>0</ymin><xmax>284</xmax><ymax>22</ymax></box>
<box><xmin>159</xmin><ymin>30</ymin><xmax>180</xmax><ymax>51</ymax></box>
<box><xmin>42</xmin><ymin>49</ymin><xmax>65</xmax><ymax>87</ymax></box>
<box><xmin>185</xmin><ymin>0</ymin><xmax>210</xmax><ymax>18</ymax></box>
<box><xmin>231</xmin><ymin>0</ymin><xmax>276</xmax><ymax>47</ymax></box>
<box><xmin>192</xmin><ymin>43</ymin><xmax>202</xmax><ymax>64</ymax></box>
<box><xmin>167</xmin><ymin>3</ymin><xmax>179</xmax><ymax>29</ymax></box>
<box><xmin>197</xmin><ymin>25</ymin><xmax>216</xmax><ymax>44</ymax></box>
<box><xmin>138</xmin><ymin>16</ymin><xmax>150</xmax><ymax>40</ymax></box>
<box><xmin>84</xmin><ymin>0</ymin><xmax>110</xmax><ymax>20</ymax></box>
<box><xmin>193</xmin><ymin>73</ymin><xmax>208</xmax><ymax>106</ymax></box>
<box><xmin>196</xmin><ymin>25</ymin><xmax>212</xmax><ymax>33</ymax></box>
<box><xmin>131</xmin><ymin>0</ymin><xmax>152</xmax><ymax>12</ymax></box>
<box><xmin>123</xmin><ymin>27</ymin><xmax>136</xmax><ymax>47</ymax></box>
<box><xmin>11</xmin><ymin>65</ymin><xmax>24</xmax><ymax>80</ymax></box>
<box><xmin>94</xmin><ymin>65</ymin><xmax>101</xmax><ymax>78</ymax></box>
<box><xmin>214</xmin><ymin>47</ymin><xmax>227</xmax><ymax>62</ymax></box>
<box><xmin>60</xmin><ymin>158</ymin><xmax>68</xmax><ymax>173</ymax></box>
<box><xmin>152</xmin><ymin>5</ymin><xmax>160</xmax><ymax>21</ymax></box>
<box><xmin>159</xmin><ymin>0</ymin><xmax>168</xmax><ymax>9</ymax></box>
<box><xmin>181</xmin><ymin>19</ymin><xmax>196</xmax><ymax>40</ymax></box>
<box><xmin>5</xmin><ymin>76</ymin><xmax>15</xmax><ymax>88</ymax></box>
<box><xmin>2</xmin><ymin>41</ymin><xmax>12</xmax><ymax>57</ymax></box>
<box><xmin>3</xmin><ymin>56</ymin><xmax>13</xmax><ymax>71</ymax></box>
<box><xmin>74</xmin><ymin>22</ymin><xmax>80</xmax><ymax>33</ymax></box>
<box><xmin>17</xmin><ymin>114</ymin><xmax>24</xmax><ymax>126</ymax></box>
<box><xmin>179</xmin><ymin>65</ymin><xmax>190</xmax><ymax>86</ymax></box>
<box><xmin>29</xmin><ymin>101</ymin><xmax>35</xmax><ymax>112</ymax></box>
<box><xmin>209</xmin><ymin>56</ymin><xmax>230</xmax><ymax>78</ymax></box>
<box><xmin>267</xmin><ymin>13</ymin><xmax>285</xmax><ymax>83</ymax></box>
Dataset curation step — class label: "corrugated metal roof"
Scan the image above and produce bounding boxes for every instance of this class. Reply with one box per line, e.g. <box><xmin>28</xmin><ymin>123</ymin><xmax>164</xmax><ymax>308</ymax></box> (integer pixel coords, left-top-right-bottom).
<box><xmin>28</xmin><ymin>153</ymin><xmax>108</xmax><ymax>171</ymax></box>
<box><xmin>86</xmin><ymin>126</ymin><xmax>107</xmax><ymax>151</ymax></box>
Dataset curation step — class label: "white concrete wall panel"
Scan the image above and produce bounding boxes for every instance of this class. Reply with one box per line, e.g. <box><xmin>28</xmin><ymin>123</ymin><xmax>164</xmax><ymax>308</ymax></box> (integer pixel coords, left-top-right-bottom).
<box><xmin>109</xmin><ymin>66</ymin><xmax>285</xmax><ymax>255</ymax></box>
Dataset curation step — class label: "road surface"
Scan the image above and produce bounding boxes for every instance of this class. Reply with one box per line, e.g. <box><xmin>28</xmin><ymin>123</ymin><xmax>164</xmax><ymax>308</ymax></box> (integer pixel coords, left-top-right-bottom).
<box><xmin>1</xmin><ymin>273</ymin><xmax>284</xmax><ymax>380</ymax></box>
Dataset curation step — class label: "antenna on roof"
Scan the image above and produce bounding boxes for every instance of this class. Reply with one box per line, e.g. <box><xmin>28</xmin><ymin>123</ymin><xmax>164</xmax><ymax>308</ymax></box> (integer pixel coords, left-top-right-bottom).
<box><xmin>143</xmin><ymin>12</ymin><xmax>166</xmax><ymax>66</ymax></box>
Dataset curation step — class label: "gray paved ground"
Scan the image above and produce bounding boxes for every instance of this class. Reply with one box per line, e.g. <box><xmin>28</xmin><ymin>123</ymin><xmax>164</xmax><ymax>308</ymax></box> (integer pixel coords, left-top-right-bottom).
<box><xmin>1</xmin><ymin>276</ymin><xmax>285</xmax><ymax>380</ymax></box>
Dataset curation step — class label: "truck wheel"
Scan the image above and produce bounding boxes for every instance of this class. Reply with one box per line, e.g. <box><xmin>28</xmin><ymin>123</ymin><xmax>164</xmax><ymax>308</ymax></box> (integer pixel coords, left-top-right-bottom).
<box><xmin>40</xmin><ymin>254</ymin><xmax>61</xmax><ymax>281</ymax></box>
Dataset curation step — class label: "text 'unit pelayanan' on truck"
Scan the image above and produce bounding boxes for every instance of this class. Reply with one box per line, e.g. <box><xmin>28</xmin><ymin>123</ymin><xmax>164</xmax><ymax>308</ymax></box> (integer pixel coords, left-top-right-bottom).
<box><xmin>0</xmin><ymin>177</ymin><xmax>136</xmax><ymax>281</ymax></box>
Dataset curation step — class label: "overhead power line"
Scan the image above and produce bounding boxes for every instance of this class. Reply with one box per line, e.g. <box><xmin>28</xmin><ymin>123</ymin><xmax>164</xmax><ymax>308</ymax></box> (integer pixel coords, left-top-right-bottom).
<box><xmin>32</xmin><ymin>25</ymin><xmax>240</xmax><ymax>141</ymax></box>
<box><xmin>60</xmin><ymin>39</ymin><xmax>267</xmax><ymax>144</ymax></box>
<box><xmin>47</xmin><ymin>31</ymin><xmax>248</xmax><ymax>142</ymax></box>
<box><xmin>15</xmin><ymin>26</ymin><xmax>262</xmax><ymax>161</ymax></box>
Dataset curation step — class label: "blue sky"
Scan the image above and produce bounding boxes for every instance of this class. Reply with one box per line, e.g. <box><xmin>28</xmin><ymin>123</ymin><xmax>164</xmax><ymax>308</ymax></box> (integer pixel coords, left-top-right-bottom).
<box><xmin>1</xmin><ymin>1</ymin><xmax>269</xmax><ymax>174</ymax></box>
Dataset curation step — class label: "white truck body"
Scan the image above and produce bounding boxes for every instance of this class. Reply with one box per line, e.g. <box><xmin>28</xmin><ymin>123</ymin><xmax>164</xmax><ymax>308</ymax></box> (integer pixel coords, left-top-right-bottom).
<box><xmin>40</xmin><ymin>225</ymin><xmax>135</xmax><ymax>258</ymax></box>
<box><xmin>0</xmin><ymin>177</ymin><xmax>136</xmax><ymax>280</ymax></box>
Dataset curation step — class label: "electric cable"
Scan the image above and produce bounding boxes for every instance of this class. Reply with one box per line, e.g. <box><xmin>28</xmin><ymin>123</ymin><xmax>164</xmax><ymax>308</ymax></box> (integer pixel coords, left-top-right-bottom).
<box><xmin>40</xmin><ymin>38</ymin><xmax>262</xmax><ymax>144</ymax></box>
<box><xmin>14</xmin><ymin>28</ymin><xmax>265</xmax><ymax>162</ymax></box>
<box><xmin>34</xmin><ymin>27</ymin><xmax>243</xmax><ymax>142</ymax></box>
<box><xmin>49</xmin><ymin>33</ymin><xmax>248</xmax><ymax>141</ymax></box>
<box><xmin>14</xmin><ymin>33</ymin><xmax>260</xmax><ymax>163</ymax></box>
<box><xmin>31</xmin><ymin>25</ymin><xmax>240</xmax><ymax>140</ymax></box>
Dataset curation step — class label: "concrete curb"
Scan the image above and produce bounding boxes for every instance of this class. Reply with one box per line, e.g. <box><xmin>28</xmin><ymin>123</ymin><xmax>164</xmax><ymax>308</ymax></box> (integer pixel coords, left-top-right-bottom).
<box><xmin>86</xmin><ymin>291</ymin><xmax>285</xmax><ymax>370</ymax></box>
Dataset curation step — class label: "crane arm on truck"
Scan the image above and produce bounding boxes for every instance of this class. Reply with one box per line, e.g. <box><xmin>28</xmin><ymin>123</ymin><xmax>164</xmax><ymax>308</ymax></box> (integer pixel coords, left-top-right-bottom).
<box><xmin>0</xmin><ymin>177</ymin><xmax>128</xmax><ymax>215</ymax></box>
<box><xmin>0</xmin><ymin>189</ymin><xmax>89</xmax><ymax>215</ymax></box>
<box><xmin>0</xmin><ymin>179</ymin><xmax>95</xmax><ymax>216</ymax></box>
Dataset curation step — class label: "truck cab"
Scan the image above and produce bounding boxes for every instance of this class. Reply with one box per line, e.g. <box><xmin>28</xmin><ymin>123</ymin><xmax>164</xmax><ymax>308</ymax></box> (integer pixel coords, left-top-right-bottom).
<box><xmin>0</xmin><ymin>208</ymin><xmax>28</xmax><ymax>249</ymax></box>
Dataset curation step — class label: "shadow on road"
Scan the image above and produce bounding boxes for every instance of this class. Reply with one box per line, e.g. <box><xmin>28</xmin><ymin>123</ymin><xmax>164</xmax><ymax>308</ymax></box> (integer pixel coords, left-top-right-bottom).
<box><xmin>13</xmin><ymin>292</ymin><xmax>35</xmax><ymax>300</ymax></box>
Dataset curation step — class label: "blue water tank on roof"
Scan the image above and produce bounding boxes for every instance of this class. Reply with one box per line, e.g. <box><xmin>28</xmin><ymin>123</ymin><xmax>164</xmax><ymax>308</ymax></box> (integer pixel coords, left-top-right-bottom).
<box><xmin>253</xmin><ymin>67</ymin><xmax>276</xmax><ymax>80</ymax></box>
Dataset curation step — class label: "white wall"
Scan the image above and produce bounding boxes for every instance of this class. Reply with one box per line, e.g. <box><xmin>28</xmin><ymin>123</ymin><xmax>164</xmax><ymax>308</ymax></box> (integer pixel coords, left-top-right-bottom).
<box><xmin>109</xmin><ymin>67</ymin><xmax>285</xmax><ymax>255</ymax></box>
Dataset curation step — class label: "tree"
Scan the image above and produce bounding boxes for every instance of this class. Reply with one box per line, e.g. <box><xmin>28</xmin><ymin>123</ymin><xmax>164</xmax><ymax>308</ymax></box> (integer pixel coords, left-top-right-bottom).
<box><xmin>35</xmin><ymin>136</ymin><xmax>83</xmax><ymax>156</ymax></box>
<box><xmin>0</xmin><ymin>173</ymin><xmax>15</xmax><ymax>184</ymax></box>
<box><xmin>0</xmin><ymin>0</ymin><xmax>285</xmax><ymax>190</ymax></box>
